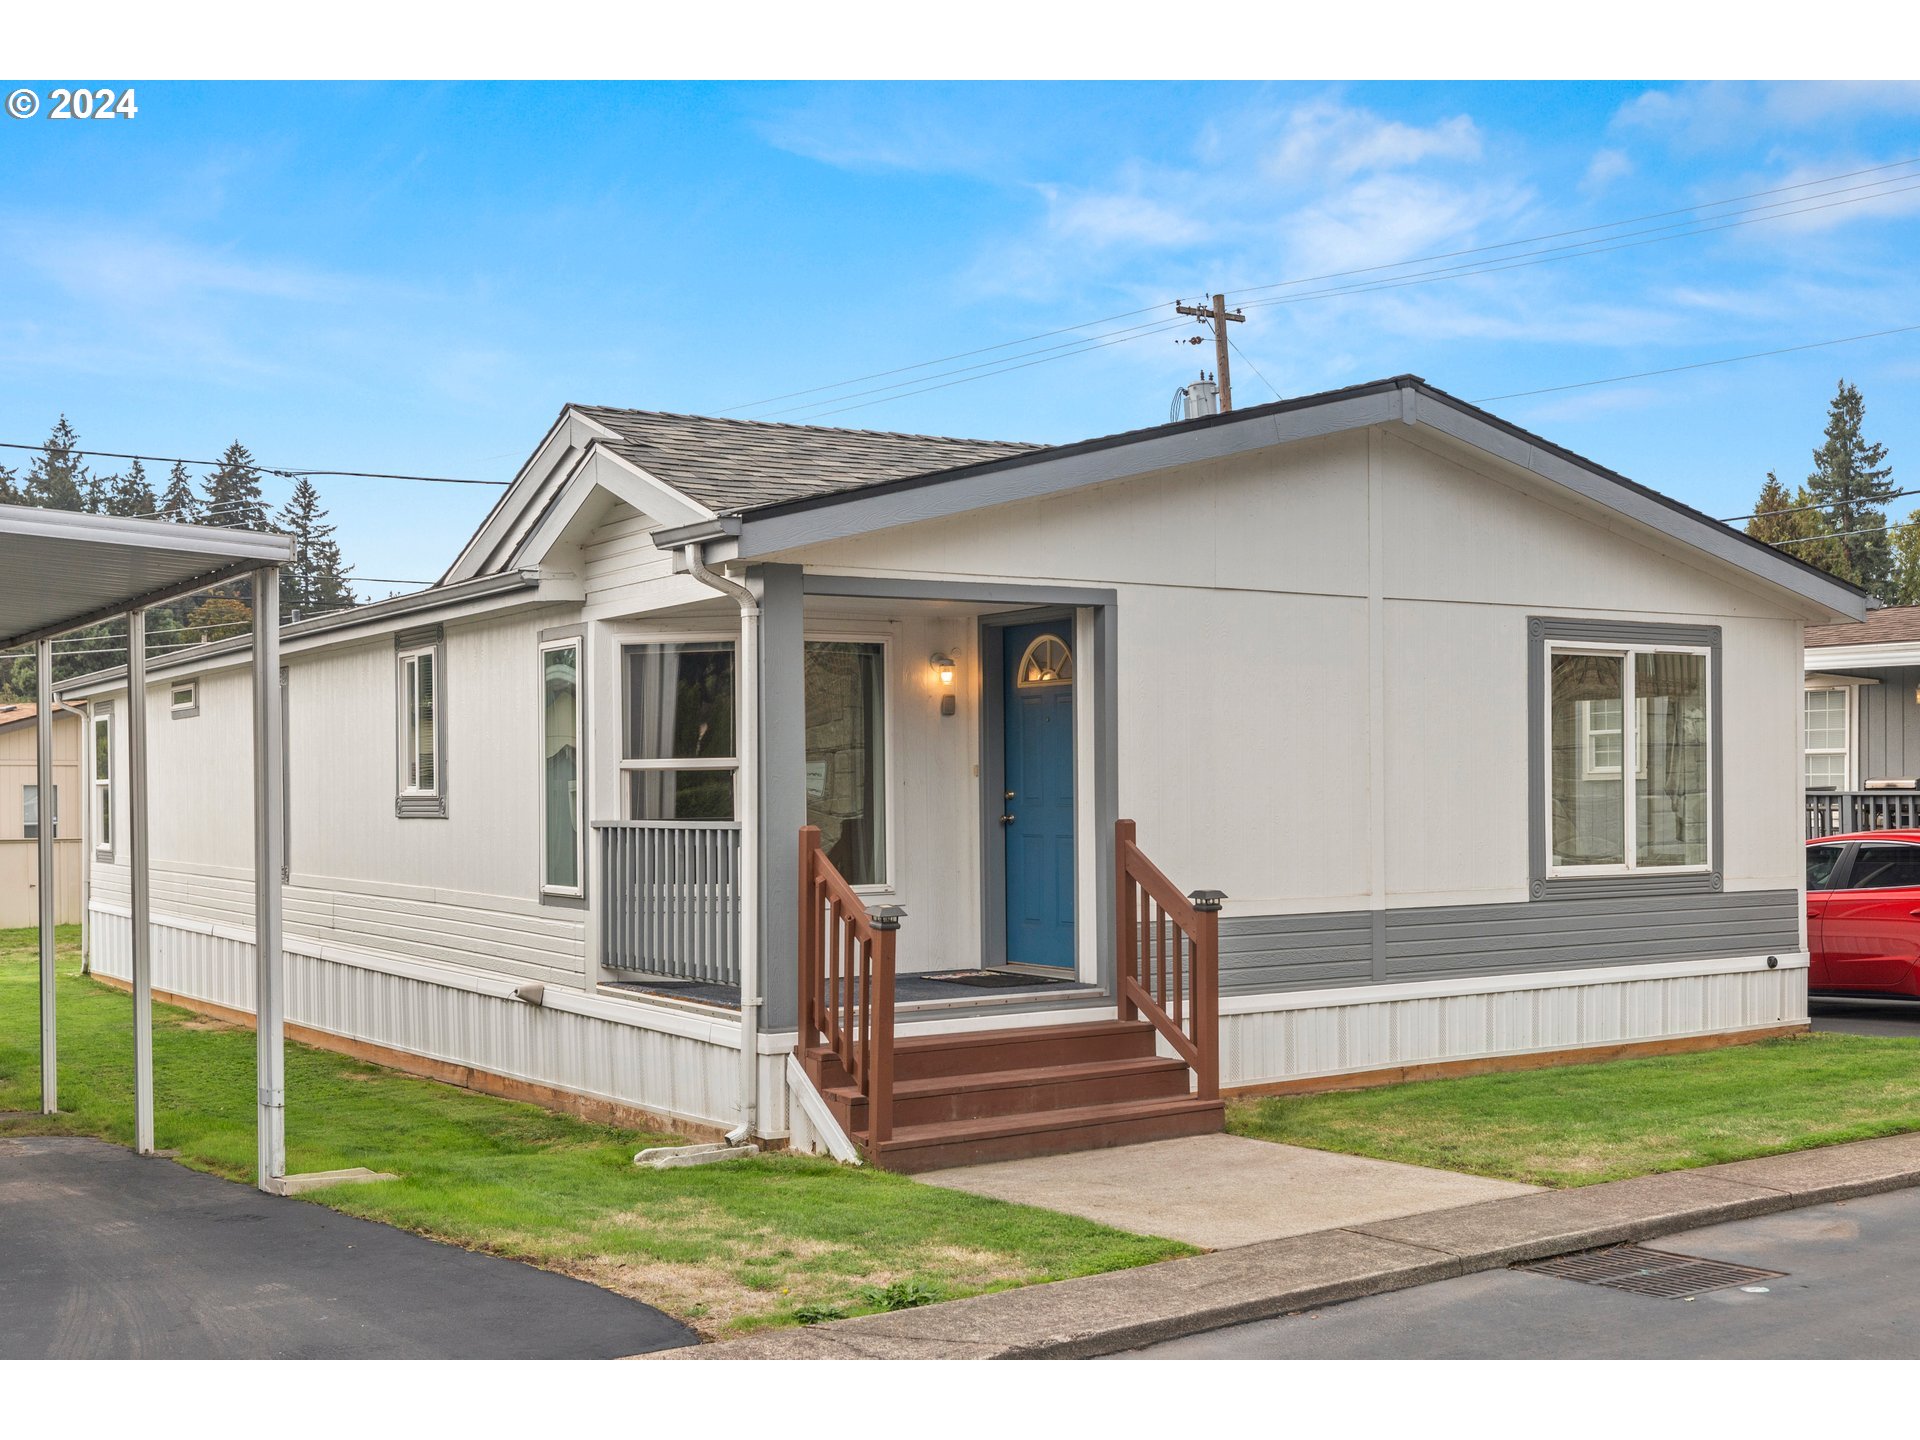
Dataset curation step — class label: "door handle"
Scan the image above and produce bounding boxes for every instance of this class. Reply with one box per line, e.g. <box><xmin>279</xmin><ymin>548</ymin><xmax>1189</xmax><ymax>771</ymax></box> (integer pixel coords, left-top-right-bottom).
<box><xmin>1001</xmin><ymin>813</ymin><xmax>1017</xmax><ymax>825</ymax></box>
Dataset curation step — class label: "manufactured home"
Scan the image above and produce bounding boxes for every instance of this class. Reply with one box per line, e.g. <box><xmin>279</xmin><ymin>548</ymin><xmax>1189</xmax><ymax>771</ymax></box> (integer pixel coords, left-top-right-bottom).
<box><xmin>1805</xmin><ymin>605</ymin><xmax>1920</xmax><ymax>836</ymax></box>
<box><xmin>67</xmin><ymin>376</ymin><xmax>1865</xmax><ymax>1168</ymax></box>
<box><xmin>0</xmin><ymin>702</ymin><xmax>85</xmax><ymax>928</ymax></box>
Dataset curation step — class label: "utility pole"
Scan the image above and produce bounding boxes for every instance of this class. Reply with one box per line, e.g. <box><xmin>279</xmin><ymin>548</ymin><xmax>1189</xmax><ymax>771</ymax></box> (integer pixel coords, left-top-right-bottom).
<box><xmin>1175</xmin><ymin>293</ymin><xmax>1246</xmax><ymax>411</ymax></box>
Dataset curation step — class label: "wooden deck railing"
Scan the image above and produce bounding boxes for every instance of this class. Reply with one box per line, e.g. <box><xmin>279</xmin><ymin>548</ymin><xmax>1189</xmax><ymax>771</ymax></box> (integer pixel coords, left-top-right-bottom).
<box><xmin>1115</xmin><ymin>819</ymin><xmax>1222</xmax><ymax>1101</ymax></box>
<box><xmin>1806</xmin><ymin>790</ymin><xmax>1920</xmax><ymax>839</ymax></box>
<box><xmin>798</xmin><ymin>825</ymin><xmax>902</xmax><ymax>1144</ymax></box>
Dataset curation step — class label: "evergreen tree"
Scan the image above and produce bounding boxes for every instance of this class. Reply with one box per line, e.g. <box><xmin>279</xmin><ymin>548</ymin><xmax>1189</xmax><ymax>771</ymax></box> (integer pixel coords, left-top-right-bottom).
<box><xmin>159</xmin><ymin>461</ymin><xmax>200</xmax><ymax>522</ymax></box>
<box><xmin>1804</xmin><ymin>379</ymin><xmax>1895</xmax><ymax>594</ymax></box>
<box><xmin>0</xmin><ymin>462</ymin><xmax>19</xmax><ymax>505</ymax></box>
<box><xmin>1747</xmin><ymin>470</ymin><xmax>1848</xmax><ymax>576</ymax></box>
<box><xmin>24</xmin><ymin>416</ymin><xmax>89</xmax><ymax>511</ymax></box>
<box><xmin>202</xmin><ymin>440</ymin><xmax>269</xmax><ymax>530</ymax></box>
<box><xmin>105</xmin><ymin>457</ymin><xmax>158</xmax><ymax>517</ymax></box>
<box><xmin>1888</xmin><ymin>518</ymin><xmax>1920</xmax><ymax>608</ymax></box>
<box><xmin>274</xmin><ymin>477</ymin><xmax>355</xmax><ymax>616</ymax></box>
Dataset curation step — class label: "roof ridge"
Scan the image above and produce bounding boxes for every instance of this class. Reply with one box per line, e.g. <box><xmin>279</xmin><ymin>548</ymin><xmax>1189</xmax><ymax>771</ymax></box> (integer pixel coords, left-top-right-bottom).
<box><xmin>567</xmin><ymin>403</ymin><xmax>1042</xmax><ymax>451</ymax></box>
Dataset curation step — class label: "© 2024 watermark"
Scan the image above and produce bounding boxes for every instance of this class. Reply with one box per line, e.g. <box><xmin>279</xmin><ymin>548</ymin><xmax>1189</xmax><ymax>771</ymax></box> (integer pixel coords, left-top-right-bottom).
<box><xmin>7</xmin><ymin>86</ymin><xmax>139</xmax><ymax>120</ymax></box>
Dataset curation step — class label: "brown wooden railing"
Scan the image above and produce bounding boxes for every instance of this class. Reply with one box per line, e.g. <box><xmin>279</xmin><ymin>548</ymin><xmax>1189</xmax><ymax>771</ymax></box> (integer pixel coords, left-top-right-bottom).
<box><xmin>1807</xmin><ymin>790</ymin><xmax>1920</xmax><ymax>839</ymax></box>
<box><xmin>798</xmin><ymin>825</ymin><xmax>902</xmax><ymax>1144</ymax></box>
<box><xmin>1115</xmin><ymin>819</ymin><xmax>1222</xmax><ymax>1101</ymax></box>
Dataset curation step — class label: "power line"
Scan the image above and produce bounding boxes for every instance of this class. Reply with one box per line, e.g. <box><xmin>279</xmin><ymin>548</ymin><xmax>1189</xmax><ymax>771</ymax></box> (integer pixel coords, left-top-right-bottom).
<box><xmin>1479</xmin><ymin>321</ymin><xmax>1920</xmax><ymax>403</ymax></box>
<box><xmin>1769</xmin><ymin>520</ymin><xmax>1913</xmax><ymax>546</ymax></box>
<box><xmin>0</xmin><ymin>441</ymin><xmax>508</xmax><ymax>487</ymax></box>
<box><xmin>1724</xmin><ymin>486</ymin><xmax>1920</xmax><ymax>524</ymax></box>
<box><xmin>1225</xmin><ymin>333</ymin><xmax>1282</xmax><ymax>403</ymax></box>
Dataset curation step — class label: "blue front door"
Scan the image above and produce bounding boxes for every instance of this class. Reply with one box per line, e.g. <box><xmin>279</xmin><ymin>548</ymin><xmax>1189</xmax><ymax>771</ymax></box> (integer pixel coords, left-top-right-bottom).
<box><xmin>1001</xmin><ymin>621</ymin><xmax>1076</xmax><ymax>969</ymax></box>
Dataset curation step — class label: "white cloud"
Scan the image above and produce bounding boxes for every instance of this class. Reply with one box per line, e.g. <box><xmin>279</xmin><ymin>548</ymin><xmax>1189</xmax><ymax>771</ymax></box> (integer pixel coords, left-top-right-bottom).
<box><xmin>1612</xmin><ymin>81</ymin><xmax>1920</xmax><ymax>149</ymax></box>
<box><xmin>1580</xmin><ymin>147</ymin><xmax>1633</xmax><ymax>194</ymax></box>
<box><xmin>1262</xmin><ymin>99</ymin><xmax>1482</xmax><ymax>181</ymax></box>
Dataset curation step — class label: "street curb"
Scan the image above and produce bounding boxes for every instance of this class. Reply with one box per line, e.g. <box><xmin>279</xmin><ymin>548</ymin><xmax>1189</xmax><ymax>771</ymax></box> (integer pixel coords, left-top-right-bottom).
<box><xmin>653</xmin><ymin>1131</ymin><xmax>1920</xmax><ymax>1360</ymax></box>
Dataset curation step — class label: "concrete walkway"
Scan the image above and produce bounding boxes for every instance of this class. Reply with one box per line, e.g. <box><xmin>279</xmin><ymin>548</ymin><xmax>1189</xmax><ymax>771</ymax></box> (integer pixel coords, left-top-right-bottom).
<box><xmin>668</xmin><ymin>1130</ymin><xmax>1920</xmax><ymax>1360</ymax></box>
<box><xmin>921</xmin><ymin>1133</ymin><xmax>1537</xmax><ymax>1249</ymax></box>
<box><xmin>0</xmin><ymin>1136</ymin><xmax>697</xmax><ymax>1359</ymax></box>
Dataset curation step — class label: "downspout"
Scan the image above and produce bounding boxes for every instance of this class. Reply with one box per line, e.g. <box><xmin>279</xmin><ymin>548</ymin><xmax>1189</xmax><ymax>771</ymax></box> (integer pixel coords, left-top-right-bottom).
<box><xmin>683</xmin><ymin>542</ymin><xmax>761</xmax><ymax>1141</ymax></box>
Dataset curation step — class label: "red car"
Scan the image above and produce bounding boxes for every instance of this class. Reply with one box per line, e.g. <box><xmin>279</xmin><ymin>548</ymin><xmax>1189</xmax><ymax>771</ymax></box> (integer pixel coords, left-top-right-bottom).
<box><xmin>1807</xmin><ymin>831</ymin><xmax>1920</xmax><ymax>996</ymax></box>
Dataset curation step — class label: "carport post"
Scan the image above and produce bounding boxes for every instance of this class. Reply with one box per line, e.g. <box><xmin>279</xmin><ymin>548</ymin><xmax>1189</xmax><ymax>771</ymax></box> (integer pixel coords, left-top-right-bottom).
<box><xmin>253</xmin><ymin>570</ymin><xmax>286</xmax><ymax>1188</ymax></box>
<box><xmin>35</xmin><ymin>637</ymin><xmax>56</xmax><ymax>1114</ymax></box>
<box><xmin>128</xmin><ymin>606</ymin><xmax>154</xmax><ymax>1155</ymax></box>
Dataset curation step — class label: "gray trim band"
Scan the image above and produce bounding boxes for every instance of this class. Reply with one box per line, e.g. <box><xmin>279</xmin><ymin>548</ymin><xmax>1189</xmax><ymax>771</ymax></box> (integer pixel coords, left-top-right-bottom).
<box><xmin>804</xmin><ymin>574</ymin><xmax>1120</xmax><ymax>608</ymax></box>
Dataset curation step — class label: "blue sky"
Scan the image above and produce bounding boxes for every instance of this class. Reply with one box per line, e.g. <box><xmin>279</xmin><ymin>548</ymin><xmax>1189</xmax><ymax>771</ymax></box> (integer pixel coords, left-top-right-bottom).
<box><xmin>2</xmin><ymin>79</ymin><xmax>1918</xmax><ymax>594</ymax></box>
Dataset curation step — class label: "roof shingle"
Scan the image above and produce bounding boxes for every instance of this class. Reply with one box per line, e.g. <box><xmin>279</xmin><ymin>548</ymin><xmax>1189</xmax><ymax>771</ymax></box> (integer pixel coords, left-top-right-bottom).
<box><xmin>1807</xmin><ymin>604</ymin><xmax>1918</xmax><ymax>648</ymax></box>
<box><xmin>571</xmin><ymin>405</ymin><xmax>1042</xmax><ymax>514</ymax></box>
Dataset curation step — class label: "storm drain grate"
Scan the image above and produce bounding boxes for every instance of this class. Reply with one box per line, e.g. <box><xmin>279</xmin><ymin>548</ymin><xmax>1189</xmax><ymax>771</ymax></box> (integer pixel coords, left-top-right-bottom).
<box><xmin>1519</xmin><ymin>1245</ymin><xmax>1786</xmax><ymax>1299</ymax></box>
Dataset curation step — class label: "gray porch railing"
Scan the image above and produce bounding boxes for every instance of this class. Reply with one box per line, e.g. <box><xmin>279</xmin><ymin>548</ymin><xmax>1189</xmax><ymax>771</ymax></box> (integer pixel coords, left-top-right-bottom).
<box><xmin>596</xmin><ymin>820</ymin><xmax>742</xmax><ymax>984</ymax></box>
<box><xmin>1806</xmin><ymin>790</ymin><xmax>1920</xmax><ymax>839</ymax></box>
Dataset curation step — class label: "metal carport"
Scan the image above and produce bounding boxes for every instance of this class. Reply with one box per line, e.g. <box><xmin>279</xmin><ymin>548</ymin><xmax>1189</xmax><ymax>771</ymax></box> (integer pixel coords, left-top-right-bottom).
<box><xmin>0</xmin><ymin>502</ymin><xmax>294</xmax><ymax>1190</ymax></box>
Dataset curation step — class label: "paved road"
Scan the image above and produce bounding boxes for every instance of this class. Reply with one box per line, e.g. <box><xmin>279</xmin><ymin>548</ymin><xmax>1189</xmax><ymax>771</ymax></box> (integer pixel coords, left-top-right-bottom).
<box><xmin>1810</xmin><ymin>994</ymin><xmax>1920</xmax><ymax>1037</ymax></box>
<box><xmin>1121</xmin><ymin>1185</ymin><xmax>1920</xmax><ymax>1359</ymax></box>
<box><xmin>0</xmin><ymin>1135</ymin><xmax>697</xmax><ymax>1359</ymax></box>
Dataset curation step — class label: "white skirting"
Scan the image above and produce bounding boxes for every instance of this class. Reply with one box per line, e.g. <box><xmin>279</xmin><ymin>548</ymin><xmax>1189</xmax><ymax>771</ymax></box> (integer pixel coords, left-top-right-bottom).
<box><xmin>87</xmin><ymin>903</ymin><xmax>791</xmax><ymax>1137</ymax></box>
<box><xmin>1220</xmin><ymin>953</ymin><xmax>1810</xmax><ymax>1087</ymax></box>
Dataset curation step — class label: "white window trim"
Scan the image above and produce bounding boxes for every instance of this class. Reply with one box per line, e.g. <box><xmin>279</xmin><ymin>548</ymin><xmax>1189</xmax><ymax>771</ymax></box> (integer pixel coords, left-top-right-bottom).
<box><xmin>92</xmin><ymin>709</ymin><xmax>113</xmax><ymax>859</ymax></box>
<box><xmin>23</xmin><ymin>782</ymin><xmax>56</xmax><ymax>840</ymax></box>
<box><xmin>1546</xmin><ymin>641</ymin><xmax>1714</xmax><ymax>879</ymax></box>
<box><xmin>169</xmin><ymin>678</ymin><xmax>199</xmax><ymax>717</ymax></box>
<box><xmin>1803</xmin><ymin>684</ymin><xmax>1852</xmax><ymax>791</ymax></box>
<box><xmin>1802</xmin><ymin>673</ymin><xmax>1876</xmax><ymax>792</ymax></box>
<box><xmin>619</xmin><ymin>634</ymin><xmax>741</xmax><ymax>819</ymax></box>
<box><xmin>398</xmin><ymin>645</ymin><xmax>440</xmax><ymax>798</ymax></box>
<box><xmin>540</xmin><ymin>636</ymin><xmax>586</xmax><ymax>900</ymax></box>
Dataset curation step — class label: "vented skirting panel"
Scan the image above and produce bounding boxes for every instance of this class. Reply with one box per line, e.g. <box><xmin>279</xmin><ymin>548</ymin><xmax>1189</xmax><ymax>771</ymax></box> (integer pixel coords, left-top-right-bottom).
<box><xmin>87</xmin><ymin>904</ymin><xmax>787</xmax><ymax>1136</ymax></box>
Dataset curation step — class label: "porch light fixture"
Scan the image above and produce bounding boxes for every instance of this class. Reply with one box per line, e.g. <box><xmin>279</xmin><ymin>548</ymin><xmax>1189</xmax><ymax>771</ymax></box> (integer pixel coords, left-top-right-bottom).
<box><xmin>930</xmin><ymin>652</ymin><xmax>955</xmax><ymax>687</ymax></box>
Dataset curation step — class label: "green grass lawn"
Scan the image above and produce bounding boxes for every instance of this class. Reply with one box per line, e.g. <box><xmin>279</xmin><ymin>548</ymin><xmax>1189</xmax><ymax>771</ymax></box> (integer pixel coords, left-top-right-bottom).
<box><xmin>1230</xmin><ymin>1032</ymin><xmax>1920</xmax><ymax>1188</ymax></box>
<box><xmin>0</xmin><ymin>926</ymin><xmax>1189</xmax><ymax>1334</ymax></box>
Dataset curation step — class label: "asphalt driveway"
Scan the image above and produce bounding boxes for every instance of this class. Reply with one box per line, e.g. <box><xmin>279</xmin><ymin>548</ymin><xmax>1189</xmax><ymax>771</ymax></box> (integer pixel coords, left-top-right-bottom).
<box><xmin>0</xmin><ymin>1135</ymin><xmax>697</xmax><ymax>1359</ymax></box>
<box><xmin>1810</xmin><ymin>994</ymin><xmax>1920</xmax><ymax>1037</ymax></box>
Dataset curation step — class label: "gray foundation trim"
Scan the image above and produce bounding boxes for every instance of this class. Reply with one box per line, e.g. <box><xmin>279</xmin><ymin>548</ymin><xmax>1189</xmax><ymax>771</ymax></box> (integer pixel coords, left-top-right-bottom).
<box><xmin>1220</xmin><ymin>889</ymin><xmax>1799</xmax><ymax>996</ymax></box>
<box><xmin>395</xmin><ymin>624</ymin><xmax>448</xmax><ymax>820</ymax></box>
<box><xmin>755</xmin><ymin>564</ymin><xmax>807</xmax><ymax>1032</ymax></box>
<box><xmin>1527</xmin><ymin>616</ymin><xmax>1723</xmax><ymax>900</ymax></box>
<box><xmin>804</xmin><ymin>574</ymin><xmax>1119</xmax><ymax>609</ymax></box>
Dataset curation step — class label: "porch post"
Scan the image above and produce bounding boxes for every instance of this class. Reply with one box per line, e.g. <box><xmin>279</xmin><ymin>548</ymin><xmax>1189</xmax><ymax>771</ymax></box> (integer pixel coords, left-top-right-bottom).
<box><xmin>35</xmin><ymin>637</ymin><xmax>57</xmax><ymax>1114</ymax></box>
<box><xmin>127</xmin><ymin>607</ymin><xmax>154</xmax><ymax>1155</ymax></box>
<box><xmin>253</xmin><ymin>569</ymin><xmax>287</xmax><ymax>1188</ymax></box>
<box><xmin>752</xmin><ymin>563</ymin><xmax>807</xmax><ymax>1033</ymax></box>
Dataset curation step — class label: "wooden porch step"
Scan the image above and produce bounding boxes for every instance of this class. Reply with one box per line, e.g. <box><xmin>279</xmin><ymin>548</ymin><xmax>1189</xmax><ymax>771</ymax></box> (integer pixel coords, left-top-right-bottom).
<box><xmin>824</xmin><ymin>1054</ymin><xmax>1192</xmax><ymax>1129</ymax></box>
<box><xmin>857</xmin><ymin>1096</ymin><xmax>1226</xmax><ymax>1174</ymax></box>
<box><xmin>802</xmin><ymin>1019</ymin><xmax>1159</xmax><ymax>1090</ymax></box>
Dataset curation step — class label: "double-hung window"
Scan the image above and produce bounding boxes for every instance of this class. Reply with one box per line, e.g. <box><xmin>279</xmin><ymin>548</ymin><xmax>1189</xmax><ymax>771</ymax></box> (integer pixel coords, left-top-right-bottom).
<box><xmin>93</xmin><ymin>709</ymin><xmax>113</xmax><ymax>857</ymax></box>
<box><xmin>1804</xmin><ymin>686</ymin><xmax>1851</xmax><ymax>791</ymax></box>
<box><xmin>395</xmin><ymin>627</ymin><xmax>447</xmax><ymax>817</ymax></box>
<box><xmin>1546</xmin><ymin>640</ymin><xmax>1712</xmax><ymax>875</ymax></box>
<box><xmin>622</xmin><ymin>640</ymin><xmax>737</xmax><ymax>820</ymax></box>
<box><xmin>540</xmin><ymin>637</ymin><xmax>583</xmax><ymax>897</ymax></box>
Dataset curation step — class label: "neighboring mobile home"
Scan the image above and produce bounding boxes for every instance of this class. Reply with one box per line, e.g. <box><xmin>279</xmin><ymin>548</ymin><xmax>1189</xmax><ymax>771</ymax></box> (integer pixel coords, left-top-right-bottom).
<box><xmin>1805</xmin><ymin>605</ymin><xmax>1920</xmax><ymax>836</ymax></box>
<box><xmin>0</xmin><ymin>702</ymin><xmax>85</xmax><ymax>928</ymax></box>
<box><xmin>66</xmin><ymin>375</ymin><xmax>1865</xmax><ymax>1166</ymax></box>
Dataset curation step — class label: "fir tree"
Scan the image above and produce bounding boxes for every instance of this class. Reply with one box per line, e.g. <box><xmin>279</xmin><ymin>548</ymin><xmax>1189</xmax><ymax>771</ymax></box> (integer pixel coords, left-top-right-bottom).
<box><xmin>1804</xmin><ymin>379</ymin><xmax>1895</xmax><ymax>594</ymax></box>
<box><xmin>25</xmin><ymin>416</ymin><xmax>90</xmax><ymax>511</ymax></box>
<box><xmin>105</xmin><ymin>457</ymin><xmax>158</xmax><ymax>517</ymax></box>
<box><xmin>1888</xmin><ymin>518</ymin><xmax>1920</xmax><ymax>608</ymax></box>
<box><xmin>202</xmin><ymin>440</ymin><xmax>269</xmax><ymax>530</ymax></box>
<box><xmin>0</xmin><ymin>462</ymin><xmax>19</xmax><ymax>506</ymax></box>
<box><xmin>159</xmin><ymin>461</ymin><xmax>200</xmax><ymax>523</ymax></box>
<box><xmin>274</xmin><ymin>477</ymin><xmax>354</xmax><ymax>616</ymax></box>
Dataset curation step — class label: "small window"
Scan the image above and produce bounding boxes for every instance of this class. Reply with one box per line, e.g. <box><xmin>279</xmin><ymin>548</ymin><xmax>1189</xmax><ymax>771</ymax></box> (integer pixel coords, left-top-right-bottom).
<box><xmin>805</xmin><ymin>640</ymin><xmax>888</xmax><ymax>886</ymax></box>
<box><xmin>1805</xmin><ymin>687</ymin><xmax>1850</xmax><ymax>791</ymax></box>
<box><xmin>622</xmin><ymin>640</ymin><xmax>736</xmax><ymax>820</ymax></box>
<box><xmin>541</xmin><ymin>638</ymin><xmax>583</xmax><ymax>896</ymax></box>
<box><xmin>92</xmin><ymin>710</ymin><xmax>113</xmax><ymax>857</ymax></box>
<box><xmin>23</xmin><ymin>783</ymin><xmax>57</xmax><ymax>840</ymax></box>
<box><xmin>169</xmin><ymin>679</ymin><xmax>199</xmax><ymax>717</ymax></box>
<box><xmin>1842</xmin><ymin>843</ymin><xmax>1920</xmax><ymax>891</ymax></box>
<box><xmin>1016</xmin><ymin>634</ymin><xmax>1073</xmax><ymax>688</ymax></box>
<box><xmin>1807</xmin><ymin>844</ymin><xmax>1846</xmax><ymax>892</ymax></box>
<box><xmin>395</xmin><ymin>632</ymin><xmax>447</xmax><ymax>818</ymax></box>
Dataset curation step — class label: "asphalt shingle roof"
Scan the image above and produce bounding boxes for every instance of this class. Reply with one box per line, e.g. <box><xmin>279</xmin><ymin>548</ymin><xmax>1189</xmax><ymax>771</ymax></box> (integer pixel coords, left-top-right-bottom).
<box><xmin>571</xmin><ymin>405</ymin><xmax>1043</xmax><ymax>515</ymax></box>
<box><xmin>1807</xmin><ymin>604</ymin><xmax>1920</xmax><ymax>648</ymax></box>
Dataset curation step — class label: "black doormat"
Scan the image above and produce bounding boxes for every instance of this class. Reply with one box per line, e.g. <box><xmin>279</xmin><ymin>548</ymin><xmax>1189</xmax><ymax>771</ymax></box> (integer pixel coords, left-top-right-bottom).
<box><xmin>918</xmin><ymin>969</ymin><xmax>1076</xmax><ymax>989</ymax></box>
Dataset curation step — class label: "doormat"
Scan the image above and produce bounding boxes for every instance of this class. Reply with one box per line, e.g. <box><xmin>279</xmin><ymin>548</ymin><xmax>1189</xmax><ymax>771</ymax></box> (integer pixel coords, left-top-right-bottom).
<box><xmin>919</xmin><ymin>970</ymin><xmax>1076</xmax><ymax>989</ymax></box>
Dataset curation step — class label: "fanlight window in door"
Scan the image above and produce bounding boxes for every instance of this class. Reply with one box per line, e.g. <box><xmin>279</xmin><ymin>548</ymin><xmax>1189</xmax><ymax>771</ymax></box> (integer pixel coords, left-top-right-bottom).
<box><xmin>1016</xmin><ymin>634</ymin><xmax>1073</xmax><ymax>688</ymax></box>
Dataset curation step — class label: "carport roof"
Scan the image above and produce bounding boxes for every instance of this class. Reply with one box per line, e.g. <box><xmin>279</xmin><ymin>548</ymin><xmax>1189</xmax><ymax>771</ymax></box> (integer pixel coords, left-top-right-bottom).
<box><xmin>0</xmin><ymin>503</ymin><xmax>294</xmax><ymax>649</ymax></box>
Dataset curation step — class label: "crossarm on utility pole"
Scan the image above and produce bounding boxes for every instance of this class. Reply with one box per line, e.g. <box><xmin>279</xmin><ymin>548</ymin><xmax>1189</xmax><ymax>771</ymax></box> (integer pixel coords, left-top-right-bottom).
<box><xmin>1174</xmin><ymin>293</ymin><xmax>1246</xmax><ymax>411</ymax></box>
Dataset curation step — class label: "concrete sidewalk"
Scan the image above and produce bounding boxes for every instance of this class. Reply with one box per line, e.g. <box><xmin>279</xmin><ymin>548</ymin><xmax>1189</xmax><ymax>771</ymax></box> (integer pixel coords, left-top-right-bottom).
<box><xmin>662</xmin><ymin>1130</ymin><xmax>1920</xmax><ymax>1360</ymax></box>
